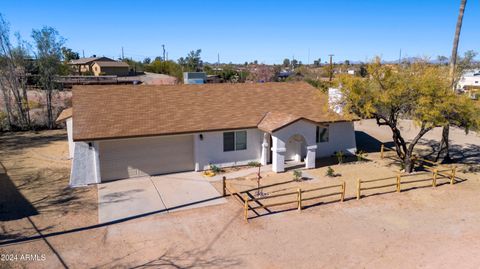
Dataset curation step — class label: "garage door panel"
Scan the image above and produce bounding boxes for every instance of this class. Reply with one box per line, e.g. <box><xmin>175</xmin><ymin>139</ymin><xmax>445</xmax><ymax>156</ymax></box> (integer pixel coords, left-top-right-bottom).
<box><xmin>100</xmin><ymin>135</ymin><xmax>194</xmax><ymax>181</ymax></box>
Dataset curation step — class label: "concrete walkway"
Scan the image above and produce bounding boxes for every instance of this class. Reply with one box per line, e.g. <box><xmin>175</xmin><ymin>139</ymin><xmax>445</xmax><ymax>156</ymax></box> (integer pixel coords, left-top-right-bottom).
<box><xmin>98</xmin><ymin>172</ymin><xmax>226</xmax><ymax>223</ymax></box>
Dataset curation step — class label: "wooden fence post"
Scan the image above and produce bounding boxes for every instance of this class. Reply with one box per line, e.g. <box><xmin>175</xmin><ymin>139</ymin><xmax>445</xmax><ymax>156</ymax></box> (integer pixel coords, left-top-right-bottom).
<box><xmin>341</xmin><ymin>181</ymin><xmax>346</xmax><ymax>202</ymax></box>
<box><xmin>432</xmin><ymin>169</ymin><xmax>437</xmax><ymax>187</ymax></box>
<box><xmin>297</xmin><ymin>188</ymin><xmax>302</xmax><ymax>211</ymax></box>
<box><xmin>450</xmin><ymin>166</ymin><xmax>456</xmax><ymax>185</ymax></box>
<box><xmin>356</xmin><ymin>179</ymin><xmax>361</xmax><ymax>200</ymax></box>
<box><xmin>222</xmin><ymin>176</ymin><xmax>226</xmax><ymax>196</ymax></box>
<box><xmin>244</xmin><ymin>195</ymin><xmax>249</xmax><ymax>223</ymax></box>
<box><xmin>396</xmin><ymin>173</ymin><xmax>401</xmax><ymax>193</ymax></box>
<box><xmin>380</xmin><ymin>144</ymin><xmax>384</xmax><ymax>159</ymax></box>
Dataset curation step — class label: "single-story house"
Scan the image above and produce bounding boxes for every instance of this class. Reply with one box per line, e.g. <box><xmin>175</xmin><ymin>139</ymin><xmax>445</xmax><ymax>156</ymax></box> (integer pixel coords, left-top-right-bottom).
<box><xmin>69</xmin><ymin>57</ymin><xmax>114</xmax><ymax>74</ymax></box>
<box><xmin>68</xmin><ymin>57</ymin><xmax>130</xmax><ymax>76</ymax></box>
<box><xmin>91</xmin><ymin>61</ymin><xmax>130</xmax><ymax>76</ymax></box>
<box><xmin>59</xmin><ymin>82</ymin><xmax>357</xmax><ymax>187</ymax></box>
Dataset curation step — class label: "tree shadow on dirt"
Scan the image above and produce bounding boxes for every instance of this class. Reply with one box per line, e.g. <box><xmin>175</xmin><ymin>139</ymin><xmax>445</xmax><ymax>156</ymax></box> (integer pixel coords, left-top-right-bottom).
<box><xmin>0</xmin><ymin>131</ymin><xmax>67</xmax><ymax>152</ymax></box>
<box><xmin>130</xmin><ymin>248</ymin><xmax>242</xmax><ymax>269</ymax></box>
<box><xmin>416</xmin><ymin>138</ymin><xmax>480</xmax><ymax>164</ymax></box>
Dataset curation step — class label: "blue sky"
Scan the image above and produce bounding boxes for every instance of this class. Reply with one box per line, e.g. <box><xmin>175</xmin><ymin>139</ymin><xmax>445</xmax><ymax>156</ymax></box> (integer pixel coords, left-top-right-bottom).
<box><xmin>1</xmin><ymin>0</ymin><xmax>479</xmax><ymax>64</ymax></box>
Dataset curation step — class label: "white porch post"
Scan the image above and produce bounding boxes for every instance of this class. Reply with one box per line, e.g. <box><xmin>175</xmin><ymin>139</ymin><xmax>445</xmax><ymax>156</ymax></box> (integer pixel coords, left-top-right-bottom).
<box><xmin>272</xmin><ymin>136</ymin><xmax>286</xmax><ymax>173</ymax></box>
<box><xmin>260</xmin><ymin>133</ymin><xmax>269</xmax><ymax>166</ymax></box>
<box><xmin>93</xmin><ymin>142</ymin><xmax>101</xmax><ymax>183</ymax></box>
<box><xmin>305</xmin><ymin>145</ymin><xmax>317</xmax><ymax>169</ymax></box>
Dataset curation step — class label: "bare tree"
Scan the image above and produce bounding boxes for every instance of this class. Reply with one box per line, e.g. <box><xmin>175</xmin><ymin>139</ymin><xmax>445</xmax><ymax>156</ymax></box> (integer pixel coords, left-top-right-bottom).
<box><xmin>437</xmin><ymin>0</ymin><xmax>467</xmax><ymax>162</ymax></box>
<box><xmin>0</xmin><ymin>14</ymin><xmax>31</xmax><ymax>130</ymax></box>
<box><xmin>32</xmin><ymin>27</ymin><xmax>64</xmax><ymax>129</ymax></box>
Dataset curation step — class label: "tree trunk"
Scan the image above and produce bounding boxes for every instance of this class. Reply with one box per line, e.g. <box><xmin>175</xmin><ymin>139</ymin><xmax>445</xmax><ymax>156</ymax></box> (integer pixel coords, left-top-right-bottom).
<box><xmin>438</xmin><ymin>0</ymin><xmax>467</xmax><ymax>161</ymax></box>
<box><xmin>436</xmin><ymin>125</ymin><xmax>452</xmax><ymax>162</ymax></box>
<box><xmin>404</xmin><ymin>152</ymin><xmax>414</xmax><ymax>173</ymax></box>
<box><xmin>0</xmin><ymin>83</ymin><xmax>13</xmax><ymax>130</ymax></box>
<box><xmin>20</xmin><ymin>77</ymin><xmax>31</xmax><ymax>129</ymax></box>
<box><xmin>46</xmin><ymin>88</ymin><xmax>53</xmax><ymax>129</ymax></box>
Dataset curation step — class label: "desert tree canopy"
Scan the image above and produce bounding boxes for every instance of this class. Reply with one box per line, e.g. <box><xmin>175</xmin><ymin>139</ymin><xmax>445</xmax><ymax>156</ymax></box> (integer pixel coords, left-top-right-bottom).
<box><xmin>338</xmin><ymin>58</ymin><xmax>480</xmax><ymax>172</ymax></box>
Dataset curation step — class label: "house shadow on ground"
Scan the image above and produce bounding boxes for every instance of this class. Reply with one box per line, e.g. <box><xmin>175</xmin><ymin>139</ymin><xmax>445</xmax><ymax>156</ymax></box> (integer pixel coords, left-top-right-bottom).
<box><xmin>355</xmin><ymin>131</ymin><xmax>395</xmax><ymax>153</ymax></box>
<box><xmin>0</xmin><ymin>163</ymin><xmax>38</xmax><ymax>222</ymax></box>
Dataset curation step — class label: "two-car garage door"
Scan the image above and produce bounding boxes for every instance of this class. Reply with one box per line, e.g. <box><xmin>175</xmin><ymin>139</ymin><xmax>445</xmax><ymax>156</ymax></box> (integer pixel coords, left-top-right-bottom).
<box><xmin>99</xmin><ymin>135</ymin><xmax>194</xmax><ymax>182</ymax></box>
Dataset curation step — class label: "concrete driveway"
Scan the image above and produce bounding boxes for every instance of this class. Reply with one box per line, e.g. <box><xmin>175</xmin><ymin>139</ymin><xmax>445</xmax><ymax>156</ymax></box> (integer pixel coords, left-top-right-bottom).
<box><xmin>98</xmin><ymin>172</ymin><xmax>226</xmax><ymax>223</ymax></box>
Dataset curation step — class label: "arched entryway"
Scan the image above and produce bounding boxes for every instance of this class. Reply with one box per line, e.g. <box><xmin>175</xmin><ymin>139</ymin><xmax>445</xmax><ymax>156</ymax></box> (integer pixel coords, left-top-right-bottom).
<box><xmin>285</xmin><ymin>134</ymin><xmax>306</xmax><ymax>163</ymax></box>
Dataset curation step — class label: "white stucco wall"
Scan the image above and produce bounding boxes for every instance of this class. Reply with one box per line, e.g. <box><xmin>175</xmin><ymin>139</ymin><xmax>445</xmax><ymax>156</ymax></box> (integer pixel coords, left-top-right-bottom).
<box><xmin>316</xmin><ymin>121</ymin><xmax>357</xmax><ymax>157</ymax></box>
<box><xmin>66</xmin><ymin>118</ymin><xmax>74</xmax><ymax>159</ymax></box>
<box><xmin>271</xmin><ymin>120</ymin><xmax>317</xmax><ymax>172</ymax></box>
<box><xmin>194</xmin><ymin>128</ymin><xmax>263</xmax><ymax>170</ymax></box>
<box><xmin>70</xmin><ymin>141</ymin><xmax>100</xmax><ymax>187</ymax></box>
<box><xmin>273</xmin><ymin>120</ymin><xmax>317</xmax><ymax>149</ymax></box>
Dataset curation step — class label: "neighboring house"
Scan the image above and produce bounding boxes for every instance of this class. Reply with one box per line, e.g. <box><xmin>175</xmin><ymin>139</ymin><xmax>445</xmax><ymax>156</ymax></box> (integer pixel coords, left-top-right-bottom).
<box><xmin>59</xmin><ymin>82</ymin><xmax>357</xmax><ymax>187</ymax></box>
<box><xmin>457</xmin><ymin>69</ymin><xmax>480</xmax><ymax>99</ymax></box>
<box><xmin>91</xmin><ymin>61</ymin><xmax>130</xmax><ymax>76</ymax></box>
<box><xmin>69</xmin><ymin>57</ymin><xmax>130</xmax><ymax>76</ymax></box>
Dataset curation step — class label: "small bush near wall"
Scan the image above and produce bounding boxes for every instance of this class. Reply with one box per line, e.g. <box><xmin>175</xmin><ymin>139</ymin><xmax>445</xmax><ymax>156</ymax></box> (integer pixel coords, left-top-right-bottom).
<box><xmin>293</xmin><ymin>170</ymin><xmax>302</xmax><ymax>181</ymax></box>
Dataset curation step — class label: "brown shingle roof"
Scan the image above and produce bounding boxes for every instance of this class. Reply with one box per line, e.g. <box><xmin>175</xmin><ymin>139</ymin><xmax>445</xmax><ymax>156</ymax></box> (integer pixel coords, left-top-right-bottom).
<box><xmin>72</xmin><ymin>82</ymin><xmax>350</xmax><ymax>141</ymax></box>
<box><xmin>55</xmin><ymin>107</ymin><xmax>72</xmax><ymax>123</ymax></box>
<box><xmin>258</xmin><ymin>112</ymin><xmax>305</xmax><ymax>133</ymax></box>
<box><xmin>94</xmin><ymin>61</ymin><xmax>130</xmax><ymax>68</ymax></box>
<box><xmin>69</xmin><ymin>57</ymin><xmax>114</xmax><ymax>65</ymax></box>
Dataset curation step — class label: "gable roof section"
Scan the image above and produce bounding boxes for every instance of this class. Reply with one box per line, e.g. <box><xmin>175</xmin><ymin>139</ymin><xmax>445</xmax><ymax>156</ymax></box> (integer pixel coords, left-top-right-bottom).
<box><xmin>258</xmin><ymin>112</ymin><xmax>306</xmax><ymax>133</ymax></box>
<box><xmin>55</xmin><ymin>107</ymin><xmax>72</xmax><ymax>123</ymax></box>
<box><xmin>72</xmin><ymin>82</ymin><xmax>350</xmax><ymax>141</ymax></box>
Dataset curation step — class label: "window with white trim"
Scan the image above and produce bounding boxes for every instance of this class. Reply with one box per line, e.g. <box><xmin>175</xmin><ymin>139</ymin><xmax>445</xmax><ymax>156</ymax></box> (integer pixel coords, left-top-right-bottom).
<box><xmin>223</xmin><ymin>131</ymin><xmax>247</xmax><ymax>151</ymax></box>
<box><xmin>316</xmin><ymin>125</ymin><xmax>329</xmax><ymax>143</ymax></box>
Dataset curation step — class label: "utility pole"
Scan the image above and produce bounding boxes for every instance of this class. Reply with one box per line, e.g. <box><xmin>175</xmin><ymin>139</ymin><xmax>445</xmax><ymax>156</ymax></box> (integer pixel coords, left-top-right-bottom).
<box><xmin>398</xmin><ymin>49</ymin><xmax>402</xmax><ymax>65</ymax></box>
<box><xmin>328</xmin><ymin>54</ymin><xmax>334</xmax><ymax>81</ymax></box>
<box><xmin>217</xmin><ymin>53</ymin><xmax>220</xmax><ymax>75</ymax></box>
<box><xmin>82</xmin><ymin>50</ymin><xmax>85</xmax><ymax>58</ymax></box>
<box><xmin>162</xmin><ymin>44</ymin><xmax>166</xmax><ymax>61</ymax></box>
<box><xmin>121</xmin><ymin>47</ymin><xmax>124</xmax><ymax>60</ymax></box>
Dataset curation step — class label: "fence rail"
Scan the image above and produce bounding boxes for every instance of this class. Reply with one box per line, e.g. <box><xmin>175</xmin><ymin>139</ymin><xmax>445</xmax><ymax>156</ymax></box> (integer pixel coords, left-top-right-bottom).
<box><xmin>356</xmin><ymin>167</ymin><xmax>456</xmax><ymax>199</ymax></box>
<box><xmin>222</xmin><ymin>157</ymin><xmax>458</xmax><ymax>223</ymax></box>
<box><xmin>223</xmin><ymin>178</ymin><xmax>346</xmax><ymax>223</ymax></box>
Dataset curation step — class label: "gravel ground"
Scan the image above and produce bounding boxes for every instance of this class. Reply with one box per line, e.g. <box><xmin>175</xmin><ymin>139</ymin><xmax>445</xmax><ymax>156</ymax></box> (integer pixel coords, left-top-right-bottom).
<box><xmin>0</xmin><ymin>120</ymin><xmax>479</xmax><ymax>268</ymax></box>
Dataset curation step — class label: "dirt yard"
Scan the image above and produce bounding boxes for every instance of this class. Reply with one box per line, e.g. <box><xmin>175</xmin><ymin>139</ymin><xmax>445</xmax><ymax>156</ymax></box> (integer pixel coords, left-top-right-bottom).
<box><xmin>1</xmin><ymin>120</ymin><xmax>479</xmax><ymax>268</ymax></box>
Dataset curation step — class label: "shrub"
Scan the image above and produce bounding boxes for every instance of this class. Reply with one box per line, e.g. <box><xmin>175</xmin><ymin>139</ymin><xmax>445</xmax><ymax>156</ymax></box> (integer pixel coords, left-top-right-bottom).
<box><xmin>356</xmin><ymin>150</ymin><xmax>367</xmax><ymax>162</ymax></box>
<box><xmin>335</xmin><ymin>151</ymin><xmax>344</xmax><ymax>164</ymax></box>
<box><xmin>326</xmin><ymin>166</ymin><xmax>335</xmax><ymax>177</ymax></box>
<box><xmin>293</xmin><ymin>170</ymin><xmax>302</xmax><ymax>181</ymax></box>
<box><xmin>209</xmin><ymin>163</ymin><xmax>221</xmax><ymax>174</ymax></box>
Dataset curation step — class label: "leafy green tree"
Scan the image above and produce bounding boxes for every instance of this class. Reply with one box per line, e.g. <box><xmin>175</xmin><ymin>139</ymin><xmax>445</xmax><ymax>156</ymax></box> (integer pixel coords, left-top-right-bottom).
<box><xmin>283</xmin><ymin>58</ymin><xmax>290</xmax><ymax>67</ymax></box>
<box><xmin>358</xmin><ymin>63</ymin><xmax>368</xmax><ymax>77</ymax></box>
<box><xmin>143</xmin><ymin>57</ymin><xmax>151</xmax><ymax>64</ymax></box>
<box><xmin>32</xmin><ymin>26</ymin><xmax>64</xmax><ymax>129</ymax></box>
<box><xmin>178</xmin><ymin>49</ymin><xmax>203</xmax><ymax>72</ymax></box>
<box><xmin>291</xmin><ymin>59</ymin><xmax>298</xmax><ymax>68</ymax></box>
<box><xmin>437</xmin><ymin>55</ymin><xmax>448</xmax><ymax>65</ymax></box>
<box><xmin>338</xmin><ymin>59</ymin><xmax>479</xmax><ymax>173</ymax></box>
<box><xmin>61</xmin><ymin>47</ymin><xmax>79</xmax><ymax>62</ymax></box>
<box><xmin>145</xmin><ymin>60</ymin><xmax>183</xmax><ymax>81</ymax></box>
